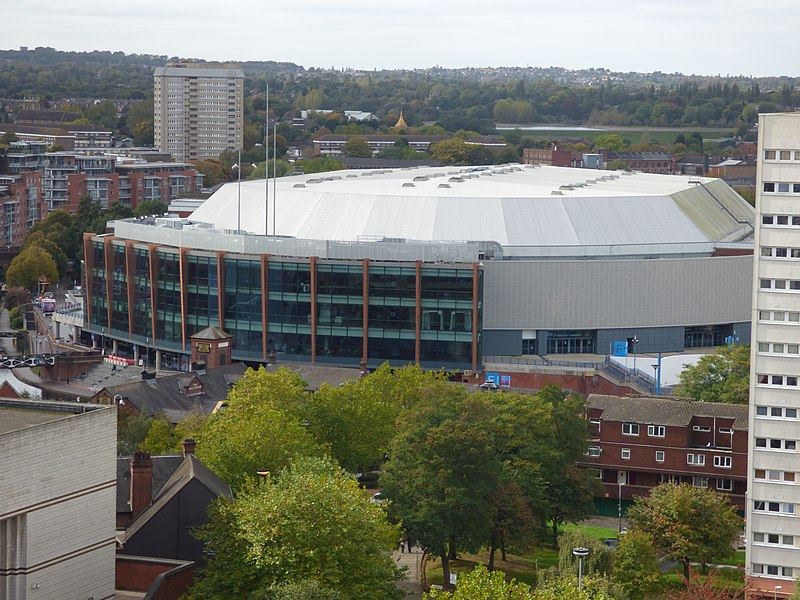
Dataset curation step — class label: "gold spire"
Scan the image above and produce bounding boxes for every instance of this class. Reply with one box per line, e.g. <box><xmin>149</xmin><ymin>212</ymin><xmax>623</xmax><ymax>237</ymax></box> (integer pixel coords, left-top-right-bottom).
<box><xmin>394</xmin><ymin>110</ymin><xmax>408</xmax><ymax>129</ymax></box>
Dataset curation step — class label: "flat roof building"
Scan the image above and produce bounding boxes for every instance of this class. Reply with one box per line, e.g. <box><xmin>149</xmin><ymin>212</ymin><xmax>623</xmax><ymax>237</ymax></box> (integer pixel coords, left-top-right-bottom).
<box><xmin>746</xmin><ymin>113</ymin><xmax>800</xmax><ymax>599</ymax></box>
<box><xmin>0</xmin><ymin>399</ymin><xmax>116</xmax><ymax>600</ymax></box>
<box><xmin>84</xmin><ymin>164</ymin><xmax>754</xmax><ymax>371</ymax></box>
<box><xmin>153</xmin><ymin>63</ymin><xmax>244</xmax><ymax>162</ymax></box>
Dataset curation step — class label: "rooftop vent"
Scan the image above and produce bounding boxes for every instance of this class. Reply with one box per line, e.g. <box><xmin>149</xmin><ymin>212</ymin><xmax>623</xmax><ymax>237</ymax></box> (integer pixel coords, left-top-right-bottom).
<box><xmin>551</xmin><ymin>190</ymin><xmax>564</xmax><ymax>195</ymax></box>
<box><xmin>438</xmin><ymin>183</ymin><xmax>451</xmax><ymax>188</ymax></box>
<box><xmin>413</xmin><ymin>176</ymin><xmax>429</xmax><ymax>182</ymax></box>
<box><xmin>448</xmin><ymin>177</ymin><xmax>464</xmax><ymax>183</ymax></box>
<box><xmin>307</xmin><ymin>178</ymin><xmax>322</xmax><ymax>184</ymax></box>
<box><xmin>402</xmin><ymin>182</ymin><xmax>415</xmax><ymax>187</ymax></box>
<box><xmin>346</xmin><ymin>173</ymin><xmax>358</xmax><ymax>178</ymax></box>
<box><xmin>293</xmin><ymin>183</ymin><xmax>306</xmax><ymax>188</ymax></box>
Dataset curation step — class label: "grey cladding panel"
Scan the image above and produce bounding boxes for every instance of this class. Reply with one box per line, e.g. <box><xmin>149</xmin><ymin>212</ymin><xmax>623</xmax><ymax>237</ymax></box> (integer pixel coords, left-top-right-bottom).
<box><xmin>483</xmin><ymin>255</ymin><xmax>752</xmax><ymax>330</ymax></box>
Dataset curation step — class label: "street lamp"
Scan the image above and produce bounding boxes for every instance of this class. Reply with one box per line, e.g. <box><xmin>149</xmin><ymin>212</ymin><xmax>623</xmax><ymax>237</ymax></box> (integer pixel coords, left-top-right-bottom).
<box><xmin>775</xmin><ymin>585</ymin><xmax>782</xmax><ymax>599</ymax></box>
<box><xmin>618</xmin><ymin>482</ymin><xmax>625</xmax><ymax>534</ymax></box>
<box><xmin>572</xmin><ymin>547</ymin><xmax>589</xmax><ymax>592</ymax></box>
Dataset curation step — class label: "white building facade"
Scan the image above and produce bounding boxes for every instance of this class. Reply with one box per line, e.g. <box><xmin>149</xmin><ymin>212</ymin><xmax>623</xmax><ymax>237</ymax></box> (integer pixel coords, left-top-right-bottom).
<box><xmin>153</xmin><ymin>64</ymin><xmax>244</xmax><ymax>162</ymax></box>
<box><xmin>747</xmin><ymin>113</ymin><xmax>800</xmax><ymax>599</ymax></box>
<box><xmin>0</xmin><ymin>400</ymin><xmax>116</xmax><ymax>600</ymax></box>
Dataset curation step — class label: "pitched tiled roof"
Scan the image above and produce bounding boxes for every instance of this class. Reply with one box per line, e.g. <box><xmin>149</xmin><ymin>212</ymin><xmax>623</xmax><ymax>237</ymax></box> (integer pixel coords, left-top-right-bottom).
<box><xmin>587</xmin><ymin>394</ymin><xmax>748</xmax><ymax>430</ymax></box>
<box><xmin>116</xmin><ymin>455</ymin><xmax>183</xmax><ymax>514</ymax></box>
<box><xmin>124</xmin><ymin>454</ymin><xmax>231</xmax><ymax>538</ymax></box>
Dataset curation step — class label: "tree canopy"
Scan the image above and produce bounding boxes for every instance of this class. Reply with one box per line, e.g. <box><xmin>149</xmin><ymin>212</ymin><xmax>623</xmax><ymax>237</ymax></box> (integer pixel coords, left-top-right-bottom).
<box><xmin>626</xmin><ymin>482</ymin><xmax>741</xmax><ymax>580</ymax></box>
<box><xmin>5</xmin><ymin>245</ymin><xmax>58</xmax><ymax>291</ymax></box>
<box><xmin>188</xmin><ymin>456</ymin><xmax>402</xmax><ymax>600</ymax></box>
<box><xmin>676</xmin><ymin>344</ymin><xmax>750</xmax><ymax>404</ymax></box>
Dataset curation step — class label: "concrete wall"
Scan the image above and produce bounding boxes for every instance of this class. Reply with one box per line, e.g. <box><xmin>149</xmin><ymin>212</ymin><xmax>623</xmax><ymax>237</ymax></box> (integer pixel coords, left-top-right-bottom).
<box><xmin>0</xmin><ymin>403</ymin><xmax>116</xmax><ymax>600</ymax></box>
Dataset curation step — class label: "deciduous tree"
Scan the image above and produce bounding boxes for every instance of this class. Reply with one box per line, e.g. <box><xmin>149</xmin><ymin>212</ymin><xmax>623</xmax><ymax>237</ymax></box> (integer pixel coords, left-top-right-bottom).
<box><xmin>612</xmin><ymin>530</ymin><xmax>661</xmax><ymax>599</ymax></box>
<box><xmin>5</xmin><ymin>246</ymin><xmax>58</xmax><ymax>291</ymax></box>
<box><xmin>381</xmin><ymin>387</ymin><xmax>502</xmax><ymax>589</ymax></box>
<box><xmin>194</xmin><ymin>367</ymin><xmax>324</xmax><ymax>490</ymax></box>
<box><xmin>626</xmin><ymin>482</ymin><xmax>741</xmax><ymax>580</ymax></box>
<box><xmin>189</xmin><ymin>456</ymin><xmax>402</xmax><ymax>600</ymax></box>
<box><xmin>425</xmin><ymin>564</ymin><xmax>532</xmax><ymax>599</ymax></box>
<box><xmin>676</xmin><ymin>344</ymin><xmax>749</xmax><ymax>404</ymax></box>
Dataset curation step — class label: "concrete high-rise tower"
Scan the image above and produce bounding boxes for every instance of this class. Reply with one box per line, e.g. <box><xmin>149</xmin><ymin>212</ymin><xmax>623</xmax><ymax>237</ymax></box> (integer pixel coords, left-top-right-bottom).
<box><xmin>153</xmin><ymin>63</ymin><xmax>244</xmax><ymax>162</ymax></box>
<box><xmin>747</xmin><ymin>112</ymin><xmax>800</xmax><ymax>599</ymax></box>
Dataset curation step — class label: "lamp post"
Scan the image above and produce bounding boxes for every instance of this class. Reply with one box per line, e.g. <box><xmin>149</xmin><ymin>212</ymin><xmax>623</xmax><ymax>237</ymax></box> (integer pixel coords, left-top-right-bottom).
<box><xmin>572</xmin><ymin>547</ymin><xmax>589</xmax><ymax>592</ymax></box>
<box><xmin>617</xmin><ymin>482</ymin><xmax>625</xmax><ymax>534</ymax></box>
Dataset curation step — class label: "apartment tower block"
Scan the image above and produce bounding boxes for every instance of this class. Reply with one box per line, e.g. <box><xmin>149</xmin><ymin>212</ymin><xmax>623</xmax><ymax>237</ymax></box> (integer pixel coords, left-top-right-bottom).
<box><xmin>747</xmin><ymin>112</ymin><xmax>800</xmax><ymax>599</ymax></box>
<box><xmin>153</xmin><ymin>63</ymin><xmax>244</xmax><ymax>162</ymax></box>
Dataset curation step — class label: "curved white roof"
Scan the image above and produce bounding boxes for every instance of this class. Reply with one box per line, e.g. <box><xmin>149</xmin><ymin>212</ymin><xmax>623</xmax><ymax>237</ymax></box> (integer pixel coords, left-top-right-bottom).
<box><xmin>189</xmin><ymin>165</ymin><xmax>753</xmax><ymax>252</ymax></box>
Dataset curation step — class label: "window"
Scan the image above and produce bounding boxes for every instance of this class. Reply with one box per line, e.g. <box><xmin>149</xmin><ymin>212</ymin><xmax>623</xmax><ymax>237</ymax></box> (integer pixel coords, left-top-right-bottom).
<box><xmin>692</xmin><ymin>425</ymin><xmax>711</xmax><ymax>432</ymax></box>
<box><xmin>687</xmin><ymin>453</ymin><xmax>705</xmax><ymax>466</ymax></box>
<box><xmin>717</xmin><ymin>479</ymin><xmax>733</xmax><ymax>491</ymax></box>
<box><xmin>655</xmin><ymin>450</ymin><xmax>665</xmax><ymax>463</ymax></box>
<box><xmin>648</xmin><ymin>424</ymin><xmax>665</xmax><ymax>437</ymax></box>
<box><xmin>585</xmin><ymin>445</ymin><xmax>601</xmax><ymax>457</ymax></box>
<box><xmin>621</xmin><ymin>448</ymin><xmax>631</xmax><ymax>460</ymax></box>
<box><xmin>719</xmin><ymin>427</ymin><xmax>733</xmax><ymax>434</ymax></box>
<box><xmin>692</xmin><ymin>476</ymin><xmax>709</xmax><ymax>488</ymax></box>
<box><xmin>622</xmin><ymin>423</ymin><xmax>639</xmax><ymax>436</ymax></box>
<box><xmin>714</xmin><ymin>456</ymin><xmax>732</xmax><ymax>468</ymax></box>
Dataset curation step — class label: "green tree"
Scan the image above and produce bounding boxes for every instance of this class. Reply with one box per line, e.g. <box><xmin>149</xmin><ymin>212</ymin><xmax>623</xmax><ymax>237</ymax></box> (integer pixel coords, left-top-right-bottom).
<box><xmin>381</xmin><ymin>386</ymin><xmax>501</xmax><ymax>589</ymax></box>
<box><xmin>676</xmin><ymin>344</ymin><xmax>749</xmax><ymax>404</ymax></box>
<box><xmin>194</xmin><ymin>367</ymin><xmax>324</xmax><ymax>490</ymax></box>
<box><xmin>0</xmin><ymin>132</ymin><xmax>18</xmax><ymax>148</ymax></box>
<box><xmin>591</xmin><ymin>134</ymin><xmax>626</xmax><ymax>152</ymax></box>
<box><xmin>252</xmin><ymin>581</ymin><xmax>343</xmax><ymax>600</ymax></box>
<box><xmin>341</xmin><ymin>136</ymin><xmax>373</xmax><ymax>158</ymax></box>
<box><xmin>626</xmin><ymin>483</ymin><xmax>741</xmax><ymax>580</ymax></box>
<box><xmin>430</xmin><ymin>138</ymin><xmax>471</xmax><ymax>164</ymax></box>
<box><xmin>300</xmin><ymin>379</ymin><xmax>398</xmax><ymax>473</ymax></box>
<box><xmin>22</xmin><ymin>231</ymin><xmax>68</xmax><ymax>278</ymax></box>
<box><xmin>140</xmin><ymin>415</ymin><xmax>181</xmax><ymax>455</ymax></box>
<box><xmin>612</xmin><ymin>530</ymin><xmax>660</xmax><ymax>599</ymax></box>
<box><xmin>189</xmin><ymin>456</ymin><xmax>402</xmax><ymax>600</ymax></box>
<box><xmin>118</xmin><ymin>413</ymin><xmax>153</xmax><ymax>455</ymax></box>
<box><xmin>425</xmin><ymin>564</ymin><xmax>532</xmax><ymax>599</ymax></box>
<box><xmin>192</xmin><ymin>158</ymin><xmax>229</xmax><ymax>187</ymax></box>
<box><xmin>5</xmin><ymin>246</ymin><xmax>58</xmax><ymax>291</ymax></box>
<box><xmin>3</xmin><ymin>287</ymin><xmax>31</xmax><ymax>310</ymax></box>
<box><xmin>295</xmin><ymin>156</ymin><xmax>346</xmax><ymax>174</ymax></box>
<box><xmin>133</xmin><ymin>200</ymin><xmax>168</xmax><ymax>217</ymax></box>
<box><xmin>557</xmin><ymin>530</ymin><xmax>614</xmax><ymax>579</ymax></box>
<box><xmin>533</xmin><ymin>575</ymin><xmax>621</xmax><ymax>600</ymax></box>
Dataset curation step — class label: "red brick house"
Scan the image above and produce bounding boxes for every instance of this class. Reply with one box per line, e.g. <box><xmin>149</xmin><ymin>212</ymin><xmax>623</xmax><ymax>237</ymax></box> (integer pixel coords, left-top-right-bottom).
<box><xmin>581</xmin><ymin>394</ymin><xmax>748</xmax><ymax>512</ymax></box>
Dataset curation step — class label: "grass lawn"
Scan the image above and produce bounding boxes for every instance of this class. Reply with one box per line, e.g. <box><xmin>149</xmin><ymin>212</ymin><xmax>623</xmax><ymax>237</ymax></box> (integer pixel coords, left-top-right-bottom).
<box><xmin>424</xmin><ymin>522</ymin><xmax>616</xmax><ymax>587</ymax></box>
<box><xmin>424</xmin><ymin>525</ymin><xmax>745</xmax><ymax>593</ymax></box>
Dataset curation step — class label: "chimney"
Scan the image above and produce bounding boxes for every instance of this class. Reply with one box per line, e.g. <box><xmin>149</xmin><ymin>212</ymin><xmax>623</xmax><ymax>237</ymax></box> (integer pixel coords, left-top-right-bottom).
<box><xmin>129</xmin><ymin>450</ymin><xmax>153</xmax><ymax>520</ymax></box>
<box><xmin>182</xmin><ymin>438</ymin><xmax>196</xmax><ymax>456</ymax></box>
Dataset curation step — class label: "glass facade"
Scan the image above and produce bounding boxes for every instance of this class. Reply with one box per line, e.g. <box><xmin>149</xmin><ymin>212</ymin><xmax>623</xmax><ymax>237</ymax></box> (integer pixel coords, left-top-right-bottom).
<box><xmin>368</xmin><ymin>265</ymin><xmax>416</xmax><ymax>363</ymax></box>
<box><xmin>224</xmin><ymin>257</ymin><xmax>262</xmax><ymax>359</ymax></box>
<box><xmin>268</xmin><ymin>261</ymin><xmax>312</xmax><ymax>359</ymax></box>
<box><xmin>87</xmin><ymin>240</ymin><xmax>479</xmax><ymax>368</ymax></box>
<box><xmin>155</xmin><ymin>249</ymin><xmax>183</xmax><ymax>347</ymax></box>
<box><xmin>315</xmin><ymin>263</ymin><xmax>363</xmax><ymax>363</ymax></box>
<box><xmin>419</xmin><ymin>267</ymin><xmax>475</xmax><ymax>366</ymax></box>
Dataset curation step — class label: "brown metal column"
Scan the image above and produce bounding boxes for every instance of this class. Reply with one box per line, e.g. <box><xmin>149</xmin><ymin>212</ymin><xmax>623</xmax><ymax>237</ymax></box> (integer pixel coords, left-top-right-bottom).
<box><xmin>415</xmin><ymin>260</ymin><xmax>422</xmax><ymax>365</ymax></box>
<box><xmin>362</xmin><ymin>258</ymin><xmax>369</xmax><ymax>368</ymax></box>
<box><xmin>216</xmin><ymin>251</ymin><xmax>225</xmax><ymax>329</ymax></box>
<box><xmin>472</xmin><ymin>262</ymin><xmax>480</xmax><ymax>372</ymax></box>
<box><xmin>83</xmin><ymin>234</ymin><xmax>94</xmax><ymax>327</ymax></box>
<box><xmin>261</xmin><ymin>255</ymin><xmax>269</xmax><ymax>361</ymax></box>
<box><xmin>125</xmin><ymin>241</ymin><xmax>136</xmax><ymax>339</ymax></box>
<box><xmin>310</xmin><ymin>257</ymin><xmax>317</xmax><ymax>363</ymax></box>
<box><xmin>179</xmin><ymin>248</ymin><xmax>188</xmax><ymax>351</ymax></box>
<box><xmin>103</xmin><ymin>237</ymin><xmax>116</xmax><ymax>334</ymax></box>
<box><xmin>148</xmin><ymin>244</ymin><xmax>159</xmax><ymax>346</ymax></box>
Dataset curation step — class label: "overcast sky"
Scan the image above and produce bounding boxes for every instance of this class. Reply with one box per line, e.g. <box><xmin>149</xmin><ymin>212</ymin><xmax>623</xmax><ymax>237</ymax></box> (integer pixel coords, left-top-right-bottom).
<box><xmin>4</xmin><ymin>0</ymin><xmax>798</xmax><ymax>77</ymax></box>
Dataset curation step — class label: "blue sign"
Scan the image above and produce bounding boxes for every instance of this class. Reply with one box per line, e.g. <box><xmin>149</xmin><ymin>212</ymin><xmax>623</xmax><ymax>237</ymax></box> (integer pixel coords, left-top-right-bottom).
<box><xmin>500</xmin><ymin>375</ymin><xmax>511</xmax><ymax>387</ymax></box>
<box><xmin>612</xmin><ymin>341</ymin><xmax>628</xmax><ymax>357</ymax></box>
<box><xmin>485</xmin><ymin>372</ymin><xmax>500</xmax><ymax>385</ymax></box>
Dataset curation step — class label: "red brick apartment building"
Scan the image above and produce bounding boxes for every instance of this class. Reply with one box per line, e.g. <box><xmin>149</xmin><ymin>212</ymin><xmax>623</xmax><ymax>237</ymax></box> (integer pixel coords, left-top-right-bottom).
<box><xmin>581</xmin><ymin>394</ymin><xmax>748</xmax><ymax>512</ymax></box>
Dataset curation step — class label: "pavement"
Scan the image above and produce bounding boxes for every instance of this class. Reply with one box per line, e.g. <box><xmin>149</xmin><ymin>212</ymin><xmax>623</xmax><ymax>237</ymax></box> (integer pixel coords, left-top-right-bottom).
<box><xmin>394</xmin><ymin>544</ymin><xmax>424</xmax><ymax>600</ymax></box>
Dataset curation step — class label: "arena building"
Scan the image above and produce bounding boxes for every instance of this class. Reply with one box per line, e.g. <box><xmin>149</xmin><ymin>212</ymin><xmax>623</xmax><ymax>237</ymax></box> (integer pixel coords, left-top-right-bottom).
<box><xmin>84</xmin><ymin>164</ymin><xmax>754</xmax><ymax>371</ymax></box>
